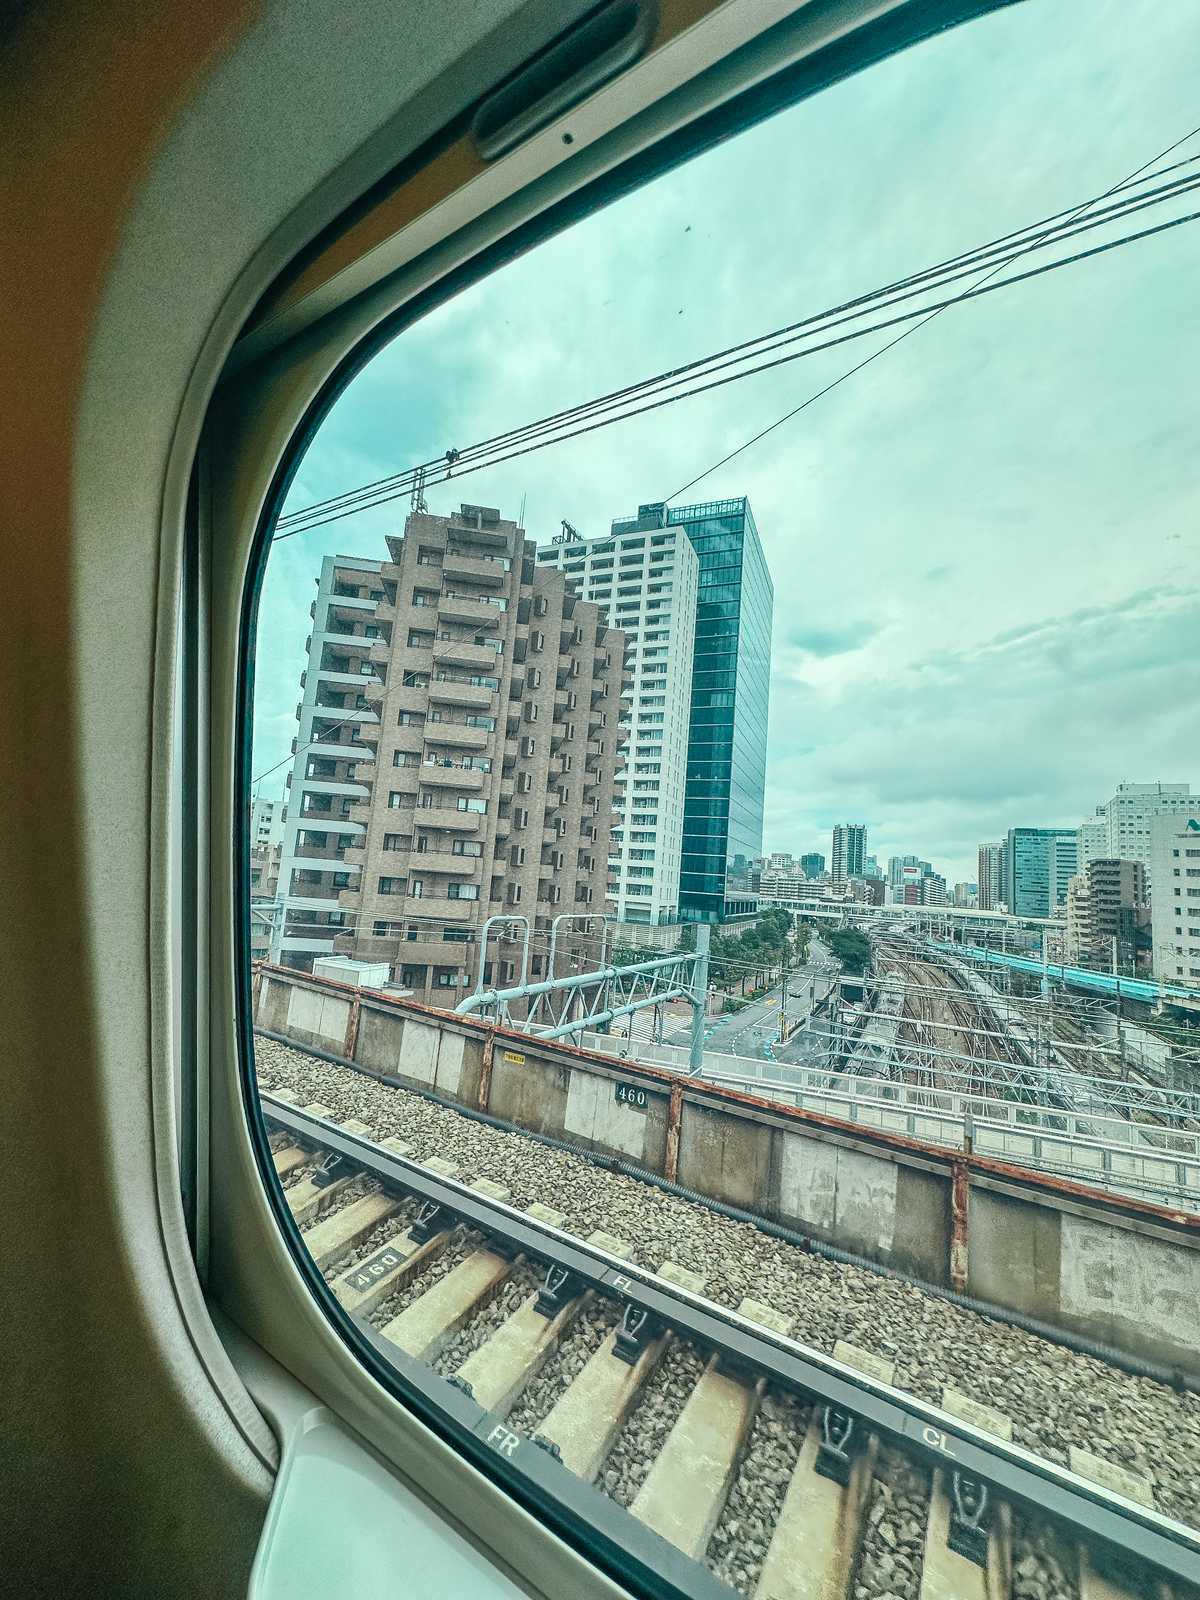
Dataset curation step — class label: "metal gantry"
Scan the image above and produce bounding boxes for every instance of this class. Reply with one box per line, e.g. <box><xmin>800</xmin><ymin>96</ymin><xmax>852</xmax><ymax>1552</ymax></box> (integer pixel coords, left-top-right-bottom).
<box><xmin>456</xmin><ymin>925</ymin><xmax>712</xmax><ymax>1067</ymax></box>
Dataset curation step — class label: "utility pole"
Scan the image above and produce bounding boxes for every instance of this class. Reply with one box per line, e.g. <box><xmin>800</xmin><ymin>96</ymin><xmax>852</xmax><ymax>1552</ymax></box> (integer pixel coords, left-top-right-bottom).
<box><xmin>689</xmin><ymin>924</ymin><xmax>711</xmax><ymax>1075</ymax></box>
<box><xmin>779</xmin><ymin>941</ymin><xmax>790</xmax><ymax>1047</ymax></box>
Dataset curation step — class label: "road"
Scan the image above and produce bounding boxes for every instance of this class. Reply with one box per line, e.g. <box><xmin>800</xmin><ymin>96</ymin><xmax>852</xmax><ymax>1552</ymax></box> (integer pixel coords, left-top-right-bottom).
<box><xmin>658</xmin><ymin>932</ymin><xmax>840</xmax><ymax>1064</ymax></box>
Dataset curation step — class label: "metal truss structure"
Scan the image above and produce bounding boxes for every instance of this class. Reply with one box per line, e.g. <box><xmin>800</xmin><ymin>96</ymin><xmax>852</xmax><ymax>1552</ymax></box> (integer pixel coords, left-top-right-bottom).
<box><xmin>457</xmin><ymin>926</ymin><xmax>712</xmax><ymax>1069</ymax></box>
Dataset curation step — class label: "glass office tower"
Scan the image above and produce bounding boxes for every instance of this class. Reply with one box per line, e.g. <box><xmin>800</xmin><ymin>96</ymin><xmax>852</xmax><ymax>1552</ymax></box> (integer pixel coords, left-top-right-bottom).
<box><xmin>613</xmin><ymin>498</ymin><xmax>772</xmax><ymax>923</ymax></box>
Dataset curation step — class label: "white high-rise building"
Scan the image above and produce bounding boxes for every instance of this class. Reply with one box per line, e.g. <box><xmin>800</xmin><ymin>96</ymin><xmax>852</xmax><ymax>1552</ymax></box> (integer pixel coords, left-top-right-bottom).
<box><xmin>831</xmin><ymin>824</ymin><xmax>867</xmax><ymax>887</ymax></box>
<box><xmin>250</xmin><ymin>793</ymin><xmax>286</xmax><ymax>855</ymax></box>
<box><xmin>537</xmin><ymin>523</ymin><xmax>699</xmax><ymax>924</ymax></box>
<box><xmin>1076</xmin><ymin>809</ymin><xmax>1108</xmax><ymax>870</ymax></box>
<box><xmin>1104</xmin><ymin>782</ymin><xmax>1193</xmax><ymax>889</ymax></box>
<box><xmin>1150</xmin><ymin>813</ymin><xmax>1200</xmax><ymax>988</ymax></box>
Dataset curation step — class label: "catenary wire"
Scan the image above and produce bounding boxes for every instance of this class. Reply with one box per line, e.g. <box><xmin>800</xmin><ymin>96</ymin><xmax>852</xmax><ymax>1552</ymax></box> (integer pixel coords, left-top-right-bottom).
<box><xmin>271</xmin><ymin>200</ymin><xmax>1200</xmax><ymax>542</ymax></box>
<box><xmin>662</xmin><ymin>120</ymin><xmax>1200</xmax><ymax>502</ymax></box>
<box><xmin>274</xmin><ymin>153</ymin><xmax>1200</xmax><ymax>533</ymax></box>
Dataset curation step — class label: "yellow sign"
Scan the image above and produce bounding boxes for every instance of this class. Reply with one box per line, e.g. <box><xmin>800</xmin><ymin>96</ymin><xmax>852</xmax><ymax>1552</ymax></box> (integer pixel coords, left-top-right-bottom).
<box><xmin>501</xmin><ymin>1049</ymin><xmax>525</xmax><ymax>1065</ymax></box>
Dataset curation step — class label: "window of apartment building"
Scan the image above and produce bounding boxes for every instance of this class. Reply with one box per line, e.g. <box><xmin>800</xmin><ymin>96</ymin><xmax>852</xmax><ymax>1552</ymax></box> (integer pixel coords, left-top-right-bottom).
<box><xmin>447</xmin><ymin>883</ymin><xmax>480</xmax><ymax>901</ymax></box>
<box><xmin>412</xmin><ymin>589</ymin><xmax>439</xmax><ymax>605</ymax></box>
<box><xmin>378</xmin><ymin>876</ymin><xmax>403</xmax><ymax>894</ymax></box>
<box><xmin>392</xmin><ymin>750</ymin><xmax>419</xmax><ymax>766</ymax></box>
<box><xmin>456</xmin><ymin>797</ymin><xmax>488</xmax><ymax>814</ymax></box>
<box><xmin>450</xmin><ymin>838</ymin><xmax>482</xmax><ymax>857</ymax></box>
<box><xmin>406</xmin><ymin>628</ymin><xmax>434</xmax><ymax>647</ymax></box>
<box><xmin>408</xmin><ymin>879</ymin><xmax>424</xmax><ymax>898</ymax></box>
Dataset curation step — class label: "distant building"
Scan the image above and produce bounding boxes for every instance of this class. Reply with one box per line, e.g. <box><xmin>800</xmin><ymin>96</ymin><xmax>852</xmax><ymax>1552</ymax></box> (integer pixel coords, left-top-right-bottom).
<box><xmin>920</xmin><ymin>872</ymin><xmax>948</xmax><ymax>907</ymax></box>
<box><xmin>1103</xmin><ymin>782</ymin><xmax>1193</xmax><ymax>890</ymax></box>
<box><xmin>1005</xmin><ymin>827</ymin><xmax>1078</xmax><ymax>919</ymax></box>
<box><xmin>850</xmin><ymin>876</ymin><xmax>885</xmax><ymax>906</ymax></box>
<box><xmin>886</xmin><ymin>855</ymin><xmax>925</xmax><ymax>899</ymax></box>
<box><xmin>831</xmin><ymin>824</ymin><xmax>867</xmax><ymax>886</ymax></box>
<box><xmin>800</xmin><ymin>852</ymin><xmax>825</xmax><ymax>879</ymax></box>
<box><xmin>1150</xmin><ymin>815</ymin><xmax>1200</xmax><ymax>987</ymax></box>
<box><xmin>1076</xmin><ymin>809</ymin><xmax>1108</xmax><ymax>870</ymax></box>
<box><xmin>977</xmin><ymin>842</ymin><xmax>1005</xmax><ymax>911</ymax></box>
<box><xmin>1066</xmin><ymin>858</ymin><xmax>1148</xmax><ymax>969</ymax></box>
<box><xmin>863</xmin><ymin>853</ymin><xmax>884</xmax><ymax>880</ymax></box>
<box><xmin>250</xmin><ymin>794</ymin><xmax>286</xmax><ymax>855</ymax></box>
<box><xmin>1048</xmin><ymin>833</ymin><xmax>1080</xmax><ymax>913</ymax></box>
<box><xmin>953</xmin><ymin>881</ymin><xmax>978</xmax><ymax>909</ymax></box>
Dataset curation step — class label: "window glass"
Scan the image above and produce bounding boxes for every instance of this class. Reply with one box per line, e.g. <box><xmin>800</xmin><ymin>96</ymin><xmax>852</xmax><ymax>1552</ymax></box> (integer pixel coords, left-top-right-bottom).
<box><xmin>244</xmin><ymin>4</ymin><xmax>1200</xmax><ymax>1593</ymax></box>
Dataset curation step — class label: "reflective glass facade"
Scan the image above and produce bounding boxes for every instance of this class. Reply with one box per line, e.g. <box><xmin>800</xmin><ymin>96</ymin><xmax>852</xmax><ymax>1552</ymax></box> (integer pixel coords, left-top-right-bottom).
<box><xmin>1005</xmin><ymin>827</ymin><xmax>1077</xmax><ymax>919</ymax></box>
<box><xmin>670</xmin><ymin>498</ymin><xmax>772</xmax><ymax>921</ymax></box>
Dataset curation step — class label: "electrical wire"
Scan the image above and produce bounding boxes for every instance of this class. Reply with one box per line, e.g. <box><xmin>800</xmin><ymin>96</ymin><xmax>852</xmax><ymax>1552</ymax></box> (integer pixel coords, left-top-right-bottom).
<box><xmin>269</xmin><ymin>145</ymin><xmax>1200</xmax><ymax>542</ymax></box>
<box><xmin>274</xmin><ymin>158</ymin><xmax>1200</xmax><ymax>528</ymax></box>
<box><xmin>663</xmin><ymin>120</ymin><xmax>1200</xmax><ymax>502</ymax></box>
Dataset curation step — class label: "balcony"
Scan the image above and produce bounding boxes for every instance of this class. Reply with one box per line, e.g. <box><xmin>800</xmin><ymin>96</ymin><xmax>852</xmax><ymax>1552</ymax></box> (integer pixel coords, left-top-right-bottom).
<box><xmin>499</xmin><ymin>778</ymin><xmax>514</xmax><ymax>802</ymax></box>
<box><xmin>420</xmin><ymin>765</ymin><xmax>486</xmax><ymax>792</ymax></box>
<box><xmin>448</xmin><ymin>521</ymin><xmax>509</xmax><ymax>550</ymax></box>
<box><xmin>321</xmin><ymin>631</ymin><xmax>376</xmax><ymax>656</ymax></box>
<box><xmin>428</xmin><ymin>681</ymin><xmax>493</xmax><ymax>710</ymax></box>
<box><xmin>404</xmin><ymin>895</ymin><xmax>477</xmax><ymax>922</ymax></box>
<box><xmin>424</xmin><ymin>722</ymin><xmax>491</xmax><ymax>751</ymax></box>
<box><xmin>414</xmin><ymin>806</ymin><xmax>482</xmax><ymax>832</ymax></box>
<box><xmin>305</xmin><ymin>739</ymin><xmax>375</xmax><ymax>764</ymax></box>
<box><xmin>443</xmin><ymin>552</ymin><xmax>508</xmax><ymax>587</ymax></box>
<box><xmin>411</xmin><ymin>851</ymin><xmax>480</xmax><ymax>877</ymax></box>
<box><xmin>438</xmin><ymin>594</ymin><xmax>502</xmax><ymax>628</ymax></box>
<box><xmin>331</xmin><ymin>934</ymin><xmax>389</xmax><ymax>961</ymax></box>
<box><xmin>549</xmin><ymin>720</ymin><xmax>568</xmax><ymax>747</ymax></box>
<box><xmin>299</xmin><ymin>779</ymin><xmax>369</xmax><ymax>799</ymax></box>
<box><xmin>393</xmin><ymin>685</ymin><xmax>432</xmax><ymax>714</ymax></box>
<box><xmin>327</xmin><ymin>593</ymin><xmax>376</xmax><ymax>618</ymax></box>
<box><xmin>591</xmin><ymin>680</ymin><xmax>608</xmax><ymax>702</ymax></box>
<box><xmin>433</xmin><ymin>640</ymin><xmax>499</xmax><ymax>671</ymax></box>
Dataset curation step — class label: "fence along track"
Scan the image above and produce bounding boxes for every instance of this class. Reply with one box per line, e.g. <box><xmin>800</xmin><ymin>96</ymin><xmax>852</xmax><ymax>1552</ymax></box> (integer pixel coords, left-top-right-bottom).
<box><xmin>264</xmin><ymin>1092</ymin><xmax>1200</xmax><ymax>1600</ymax></box>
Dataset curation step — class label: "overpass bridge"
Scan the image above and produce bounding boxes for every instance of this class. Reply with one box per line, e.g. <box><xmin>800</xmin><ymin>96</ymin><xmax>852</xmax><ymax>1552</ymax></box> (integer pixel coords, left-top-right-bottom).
<box><xmin>756</xmin><ymin>894</ymin><xmax>1200</xmax><ymax>1013</ymax></box>
<box><xmin>928</xmin><ymin>937</ymin><xmax>1200</xmax><ymax>1011</ymax></box>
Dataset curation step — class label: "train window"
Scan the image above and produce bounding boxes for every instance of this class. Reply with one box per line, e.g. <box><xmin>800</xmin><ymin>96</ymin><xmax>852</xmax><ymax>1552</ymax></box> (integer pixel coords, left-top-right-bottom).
<box><xmin>230</xmin><ymin>1</ymin><xmax>1200</xmax><ymax>1597</ymax></box>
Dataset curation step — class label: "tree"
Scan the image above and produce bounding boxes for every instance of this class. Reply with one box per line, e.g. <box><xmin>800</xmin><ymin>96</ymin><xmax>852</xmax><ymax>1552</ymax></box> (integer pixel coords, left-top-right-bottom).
<box><xmin>824</xmin><ymin>928</ymin><xmax>870</xmax><ymax>975</ymax></box>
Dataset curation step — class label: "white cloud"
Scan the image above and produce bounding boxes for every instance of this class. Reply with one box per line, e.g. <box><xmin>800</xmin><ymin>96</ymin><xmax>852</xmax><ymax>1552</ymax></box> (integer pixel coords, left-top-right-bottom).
<box><xmin>252</xmin><ymin>0</ymin><xmax>1200</xmax><ymax>882</ymax></box>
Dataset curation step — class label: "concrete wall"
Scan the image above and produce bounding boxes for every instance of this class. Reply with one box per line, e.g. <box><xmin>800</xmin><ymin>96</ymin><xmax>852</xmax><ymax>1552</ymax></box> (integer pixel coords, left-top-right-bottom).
<box><xmin>253</xmin><ymin>965</ymin><xmax>1200</xmax><ymax>1377</ymax></box>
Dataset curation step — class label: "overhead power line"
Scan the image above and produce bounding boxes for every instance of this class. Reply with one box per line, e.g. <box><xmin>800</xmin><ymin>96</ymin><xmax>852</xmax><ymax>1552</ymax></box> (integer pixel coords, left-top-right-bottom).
<box><xmin>663</xmin><ymin>119</ymin><xmax>1200</xmax><ymax>503</ymax></box>
<box><xmin>269</xmin><ymin>137</ymin><xmax>1200</xmax><ymax>543</ymax></box>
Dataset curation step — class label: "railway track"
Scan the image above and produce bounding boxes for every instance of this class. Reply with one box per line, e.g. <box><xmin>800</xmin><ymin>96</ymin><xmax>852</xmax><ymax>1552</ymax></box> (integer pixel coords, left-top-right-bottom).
<box><xmin>263</xmin><ymin>1087</ymin><xmax>1200</xmax><ymax>1600</ymax></box>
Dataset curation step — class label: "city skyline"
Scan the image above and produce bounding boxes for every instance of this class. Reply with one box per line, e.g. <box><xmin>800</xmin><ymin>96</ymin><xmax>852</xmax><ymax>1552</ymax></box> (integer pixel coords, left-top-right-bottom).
<box><xmin>252</xmin><ymin>0</ymin><xmax>1199</xmax><ymax>892</ymax></box>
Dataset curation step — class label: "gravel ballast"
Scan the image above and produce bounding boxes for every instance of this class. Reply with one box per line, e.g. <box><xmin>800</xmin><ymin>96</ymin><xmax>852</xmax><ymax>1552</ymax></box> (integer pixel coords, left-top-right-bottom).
<box><xmin>255</xmin><ymin>1036</ymin><xmax>1200</xmax><ymax>1529</ymax></box>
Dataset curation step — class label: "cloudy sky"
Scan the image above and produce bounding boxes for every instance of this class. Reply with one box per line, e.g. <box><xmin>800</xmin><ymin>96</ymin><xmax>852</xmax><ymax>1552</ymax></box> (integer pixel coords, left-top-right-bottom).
<box><xmin>253</xmin><ymin>0</ymin><xmax>1200</xmax><ymax>887</ymax></box>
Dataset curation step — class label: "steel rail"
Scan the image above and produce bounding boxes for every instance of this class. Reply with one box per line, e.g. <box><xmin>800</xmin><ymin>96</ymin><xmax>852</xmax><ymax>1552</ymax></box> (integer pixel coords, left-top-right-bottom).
<box><xmin>264</xmin><ymin>1093</ymin><xmax>1200</xmax><ymax>1591</ymax></box>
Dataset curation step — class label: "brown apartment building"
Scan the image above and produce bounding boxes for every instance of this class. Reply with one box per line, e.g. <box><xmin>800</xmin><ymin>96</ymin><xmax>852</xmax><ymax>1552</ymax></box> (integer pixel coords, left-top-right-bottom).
<box><xmin>273</xmin><ymin>504</ymin><xmax>628</xmax><ymax>1003</ymax></box>
<box><xmin>1065</xmin><ymin>857</ymin><xmax>1149</xmax><ymax>970</ymax></box>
